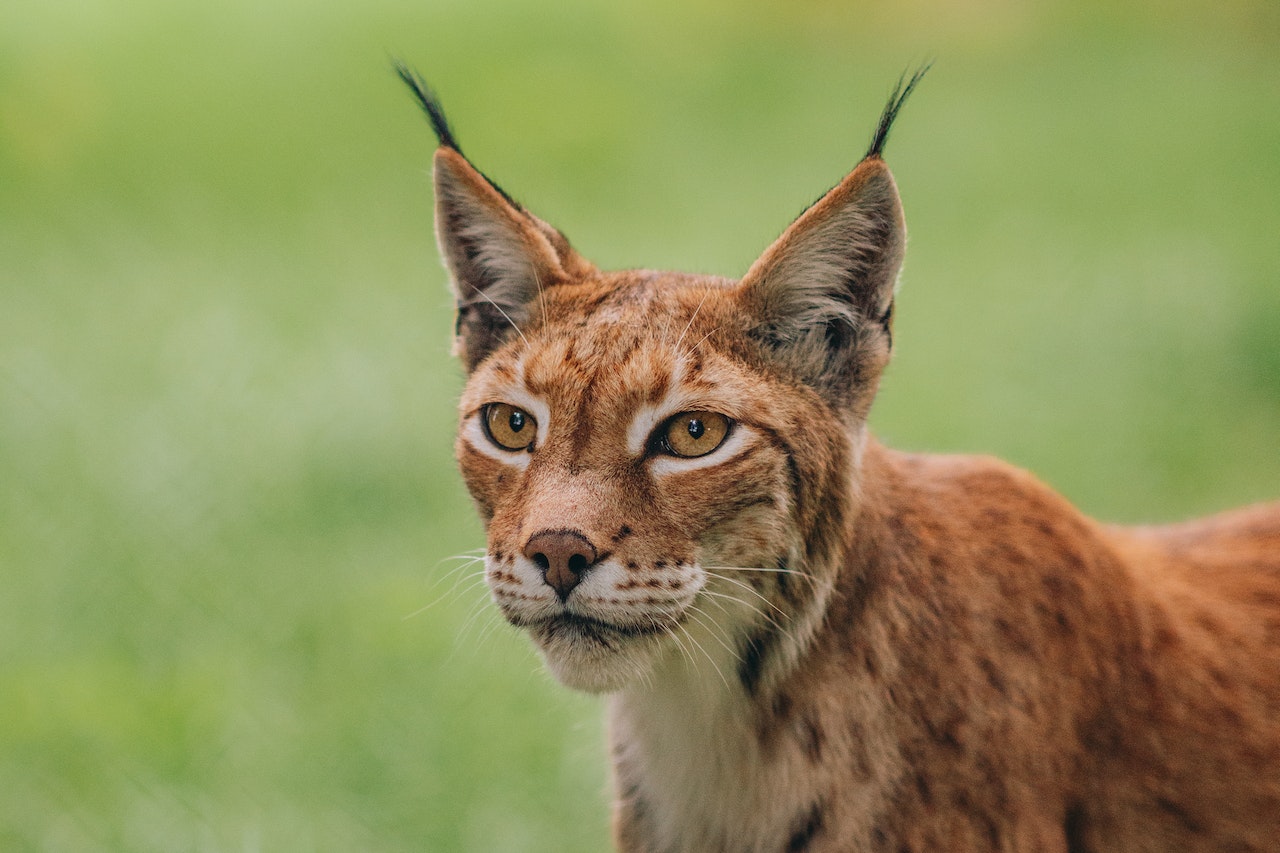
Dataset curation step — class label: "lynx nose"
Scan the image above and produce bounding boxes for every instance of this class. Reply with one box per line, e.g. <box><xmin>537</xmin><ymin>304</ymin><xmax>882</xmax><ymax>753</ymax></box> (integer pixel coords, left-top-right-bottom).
<box><xmin>524</xmin><ymin>529</ymin><xmax>598</xmax><ymax>601</ymax></box>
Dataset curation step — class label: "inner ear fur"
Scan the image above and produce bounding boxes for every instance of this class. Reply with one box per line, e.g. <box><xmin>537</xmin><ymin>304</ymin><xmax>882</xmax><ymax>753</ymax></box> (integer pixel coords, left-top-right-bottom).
<box><xmin>737</xmin><ymin>156</ymin><xmax>906</xmax><ymax>408</ymax></box>
<box><xmin>433</xmin><ymin>147</ymin><xmax>590</xmax><ymax>371</ymax></box>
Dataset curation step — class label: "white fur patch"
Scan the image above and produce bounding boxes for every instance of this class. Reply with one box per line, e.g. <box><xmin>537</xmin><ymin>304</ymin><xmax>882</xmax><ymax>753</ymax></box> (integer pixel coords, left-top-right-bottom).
<box><xmin>625</xmin><ymin>357</ymin><xmax>757</xmax><ymax>473</ymax></box>
<box><xmin>496</xmin><ymin>370</ymin><xmax>551</xmax><ymax>450</ymax></box>
<box><xmin>488</xmin><ymin>544</ymin><xmax>711</xmax><ymax>693</ymax></box>
<box><xmin>459</xmin><ymin>366</ymin><xmax>550</xmax><ymax>466</ymax></box>
<box><xmin>626</xmin><ymin>358</ymin><xmax>687</xmax><ymax>455</ymax></box>
<box><xmin>459</xmin><ymin>415</ymin><xmax>532</xmax><ymax>468</ymax></box>
<box><xmin>649</xmin><ymin>424</ymin><xmax>756</xmax><ymax>476</ymax></box>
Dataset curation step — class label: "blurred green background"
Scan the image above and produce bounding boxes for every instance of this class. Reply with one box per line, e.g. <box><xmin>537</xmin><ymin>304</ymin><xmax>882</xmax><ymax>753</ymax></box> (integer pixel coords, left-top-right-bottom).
<box><xmin>2</xmin><ymin>0</ymin><xmax>1277</xmax><ymax>849</ymax></box>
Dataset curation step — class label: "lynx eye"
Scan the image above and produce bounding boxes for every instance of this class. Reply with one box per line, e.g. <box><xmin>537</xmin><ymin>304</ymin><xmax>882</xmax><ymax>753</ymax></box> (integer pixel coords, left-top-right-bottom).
<box><xmin>659</xmin><ymin>411</ymin><xmax>731</xmax><ymax>458</ymax></box>
<box><xmin>483</xmin><ymin>403</ymin><xmax>537</xmax><ymax>451</ymax></box>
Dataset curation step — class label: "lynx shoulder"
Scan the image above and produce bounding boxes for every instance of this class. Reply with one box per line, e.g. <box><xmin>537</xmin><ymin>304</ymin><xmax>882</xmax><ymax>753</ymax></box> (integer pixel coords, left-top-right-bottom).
<box><xmin>398</xmin><ymin>64</ymin><xmax>1280</xmax><ymax>852</ymax></box>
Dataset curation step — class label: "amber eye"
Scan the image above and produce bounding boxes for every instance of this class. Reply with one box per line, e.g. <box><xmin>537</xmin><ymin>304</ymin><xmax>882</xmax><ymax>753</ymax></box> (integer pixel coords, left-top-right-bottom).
<box><xmin>483</xmin><ymin>403</ymin><xmax>537</xmax><ymax>451</ymax></box>
<box><xmin>659</xmin><ymin>411</ymin><xmax>731</xmax><ymax>458</ymax></box>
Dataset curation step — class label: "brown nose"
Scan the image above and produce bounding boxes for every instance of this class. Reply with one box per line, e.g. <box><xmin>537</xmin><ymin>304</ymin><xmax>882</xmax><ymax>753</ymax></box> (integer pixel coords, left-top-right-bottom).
<box><xmin>523</xmin><ymin>529</ymin><xmax>598</xmax><ymax>601</ymax></box>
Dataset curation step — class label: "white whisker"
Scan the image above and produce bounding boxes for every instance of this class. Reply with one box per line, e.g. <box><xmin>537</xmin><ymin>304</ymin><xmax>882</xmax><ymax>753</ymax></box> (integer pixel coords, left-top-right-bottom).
<box><xmin>674</xmin><ymin>286</ymin><xmax>713</xmax><ymax>355</ymax></box>
<box><xmin>472</xmin><ymin>608</ymin><xmax>509</xmax><ymax>649</ymax></box>
<box><xmin>686</xmin><ymin>606</ymin><xmax>742</xmax><ymax>665</ymax></box>
<box><xmin>666</xmin><ymin>619</ymin><xmax>696</xmax><ymax>670</ymax></box>
<box><xmin>698</xmin><ymin>589</ymin><xmax>786</xmax><ymax>634</ymax></box>
<box><xmin>470</xmin><ymin>286</ymin><xmax>530</xmax><ymax>349</ymax></box>
<box><xmin>708</xmin><ymin>573</ymin><xmax>789</xmax><ymax>621</ymax></box>
<box><xmin>454</xmin><ymin>592</ymin><xmax>501</xmax><ymax>650</ymax></box>
<box><xmin>406</xmin><ymin>568</ymin><xmax>488</xmax><ymax>620</ymax></box>
<box><xmin>678</xmin><ymin>620</ymin><xmax>730</xmax><ymax>690</ymax></box>
<box><xmin>705</xmin><ymin>564</ymin><xmax>811</xmax><ymax>578</ymax></box>
<box><xmin>530</xmin><ymin>260</ymin><xmax>549</xmax><ymax>331</ymax></box>
<box><xmin>684</xmin><ymin>325</ymin><xmax>721</xmax><ymax>356</ymax></box>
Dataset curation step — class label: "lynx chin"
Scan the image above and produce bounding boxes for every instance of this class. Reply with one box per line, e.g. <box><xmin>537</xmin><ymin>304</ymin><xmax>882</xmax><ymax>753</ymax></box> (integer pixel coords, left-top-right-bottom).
<box><xmin>397</xmin><ymin>63</ymin><xmax>1280</xmax><ymax>852</ymax></box>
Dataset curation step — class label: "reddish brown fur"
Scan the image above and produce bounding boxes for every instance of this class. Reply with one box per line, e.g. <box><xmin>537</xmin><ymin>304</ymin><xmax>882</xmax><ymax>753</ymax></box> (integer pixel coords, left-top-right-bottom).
<box><xmin>414</xmin><ymin>94</ymin><xmax>1280</xmax><ymax>852</ymax></box>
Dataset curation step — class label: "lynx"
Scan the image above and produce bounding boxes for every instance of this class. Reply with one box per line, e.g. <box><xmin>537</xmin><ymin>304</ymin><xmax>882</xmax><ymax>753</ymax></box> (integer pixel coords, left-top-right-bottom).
<box><xmin>397</xmin><ymin>64</ymin><xmax>1280</xmax><ymax>851</ymax></box>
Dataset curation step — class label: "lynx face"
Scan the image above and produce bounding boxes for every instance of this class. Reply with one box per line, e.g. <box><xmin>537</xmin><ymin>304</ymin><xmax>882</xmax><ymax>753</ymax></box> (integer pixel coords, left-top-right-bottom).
<box><xmin>402</xmin><ymin>65</ymin><xmax>913</xmax><ymax>693</ymax></box>
<box><xmin>457</xmin><ymin>277</ymin><xmax>829</xmax><ymax>691</ymax></box>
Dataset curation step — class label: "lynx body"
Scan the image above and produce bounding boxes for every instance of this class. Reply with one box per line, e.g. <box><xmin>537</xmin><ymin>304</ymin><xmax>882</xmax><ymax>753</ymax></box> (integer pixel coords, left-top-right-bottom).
<box><xmin>399</xmin><ymin>66</ymin><xmax>1280</xmax><ymax>851</ymax></box>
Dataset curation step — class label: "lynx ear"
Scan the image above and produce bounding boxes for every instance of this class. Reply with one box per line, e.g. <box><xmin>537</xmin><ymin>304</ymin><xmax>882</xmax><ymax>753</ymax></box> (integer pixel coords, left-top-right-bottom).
<box><xmin>434</xmin><ymin>148</ymin><xmax>582</xmax><ymax>370</ymax></box>
<box><xmin>738</xmin><ymin>67</ymin><xmax>926</xmax><ymax>411</ymax></box>
<box><xmin>738</xmin><ymin>156</ymin><xmax>905</xmax><ymax>408</ymax></box>
<box><xmin>395</xmin><ymin>62</ymin><xmax>589</xmax><ymax>370</ymax></box>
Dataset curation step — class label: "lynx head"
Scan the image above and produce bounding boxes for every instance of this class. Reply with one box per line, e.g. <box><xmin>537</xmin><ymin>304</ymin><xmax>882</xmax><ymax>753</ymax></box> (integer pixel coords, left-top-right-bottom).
<box><xmin>400</xmin><ymin>64</ymin><xmax>925</xmax><ymax>693</ymax></box>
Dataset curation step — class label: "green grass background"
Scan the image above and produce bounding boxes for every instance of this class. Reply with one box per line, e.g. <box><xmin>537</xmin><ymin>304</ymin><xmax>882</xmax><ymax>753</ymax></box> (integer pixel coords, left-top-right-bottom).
<box><xmin>2</xmin><ymin>0</ymin><xmax>1278</xmax><ymax>849</ymax></box>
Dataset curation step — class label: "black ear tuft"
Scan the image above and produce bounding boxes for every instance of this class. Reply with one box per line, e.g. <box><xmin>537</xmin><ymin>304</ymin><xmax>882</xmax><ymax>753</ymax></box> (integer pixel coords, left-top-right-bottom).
<box><xmin>865</xmin><ymin>61</ymin><xmax>932</xmax><ymax>160</ymax></box>
<box><xmin>393</xmin><ymin>59</ymin><xmax>463</xmax><ymax>153</ymax></box>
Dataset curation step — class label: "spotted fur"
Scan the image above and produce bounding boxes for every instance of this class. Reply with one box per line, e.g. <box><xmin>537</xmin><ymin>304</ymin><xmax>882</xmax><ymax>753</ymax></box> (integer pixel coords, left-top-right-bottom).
<box><xmin>402</xmin><ymin>69</ymin><xmax>1280</xmax><ymax>851</ymax></box>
